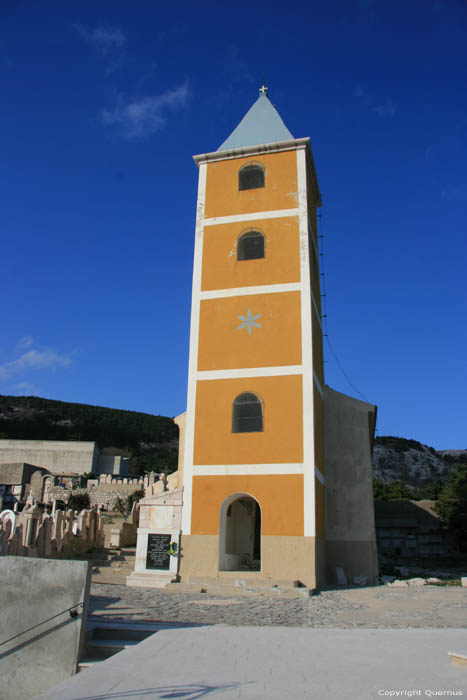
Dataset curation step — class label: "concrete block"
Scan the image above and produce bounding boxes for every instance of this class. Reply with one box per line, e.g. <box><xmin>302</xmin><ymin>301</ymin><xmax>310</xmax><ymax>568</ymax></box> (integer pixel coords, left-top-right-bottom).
<box><xmin>461</xmin><ymin>577</ymin><xmax>467</xmax><ymax>588</ymax></box>
<box><xmin>0</xmin><ymin>556</ymin><xmax>90</xmax><ymax>700</ymax></box>
<box><xmin>407</xmin><ymin>577</ymin><xmax>426</xmax><ymax>587</ymax></box>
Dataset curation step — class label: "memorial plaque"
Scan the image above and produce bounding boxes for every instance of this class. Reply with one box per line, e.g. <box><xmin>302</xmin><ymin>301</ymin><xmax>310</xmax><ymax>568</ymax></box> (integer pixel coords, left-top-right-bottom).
<box><xmin>146</xmin><ymin>533</ymin><xmax>172</xmax><ymax>570</ymax></box>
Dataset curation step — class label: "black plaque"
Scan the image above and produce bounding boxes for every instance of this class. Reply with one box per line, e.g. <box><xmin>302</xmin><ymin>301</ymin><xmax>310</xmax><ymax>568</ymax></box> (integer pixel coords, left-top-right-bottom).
<box><xmin>146</xmin><ymin>533</ymin><xmax>171</xmax><ymax>570</ymax></box>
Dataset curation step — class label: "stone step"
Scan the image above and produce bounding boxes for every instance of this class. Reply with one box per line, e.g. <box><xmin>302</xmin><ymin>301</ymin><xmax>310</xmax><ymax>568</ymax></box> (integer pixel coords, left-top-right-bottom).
<box><xmin>91</xmin><ymin>557</ymin><xmax>135</xmax><ymax>569</ymax></box>
<box><xmin>80</xmin><ymin>622</ymin><xmax>160</xmax><ymax>670</ymax></box>
<box><xmin>91</xmin><ymin>572</ymin><xmax>129</xmax><ymax>585</ymax></box>
<box><xmin>85</xmin><ymin>639</ymin><xmax>140</xmax><ymax>659</ymax></box>
<box><xmin>189</xmin><ymin>575</ymin><xmax>305</xmax><ymax>589</ymax></box>
<box><xmin>92</xmin><ymin>566</ymin><xmax>133</xmax><ymax>576</ymax></box>
<box><xmin>90</xmin><ymin>627</ymin><xmax>154</xmax><ymax>642</ymax></box>
<box><xmin>165</xmin><ymin>579</ymin><xmax>311</xmax><ymax>598</ymax></box>
<box><xmin>78</xmin><ymin>658</ymin><xmax>106</xmax><ymax>671</ymax></box>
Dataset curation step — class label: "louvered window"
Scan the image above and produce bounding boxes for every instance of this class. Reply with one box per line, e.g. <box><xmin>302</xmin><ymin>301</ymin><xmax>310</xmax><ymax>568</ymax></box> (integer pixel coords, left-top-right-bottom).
<box><xmin>239</xmin><ymin>164</ymin><xmax>265</xmax><ymax>191</ymax></box>
<box><xmin>232</xmin><ymin>393</ymin><xmax>263</xmax><ymax>433</ymax></box>
<box><xmin>237</xmin><ymin>231</ymin><xmax>265</xmax><ymax>261</ymax></box>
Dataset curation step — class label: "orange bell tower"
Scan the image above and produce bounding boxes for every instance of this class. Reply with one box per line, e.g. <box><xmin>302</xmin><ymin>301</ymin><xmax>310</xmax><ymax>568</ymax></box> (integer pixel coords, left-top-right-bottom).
<box><xmin>179</xmin><ymin>86</ymin><xmax>325</xmax><ymax>588</ymax></box>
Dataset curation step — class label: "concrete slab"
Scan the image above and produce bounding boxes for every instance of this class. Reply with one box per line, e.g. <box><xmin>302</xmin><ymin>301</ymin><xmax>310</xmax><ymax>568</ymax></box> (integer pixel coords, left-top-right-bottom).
<box><xmin>34</xmin><ymin>627</ymin><xmax>467</xmax><ymax>700</ymax></box>
<box><xmin>0</xmin><ymin>556</ymin><xmax>90</xmax><ymax>700</ymax></box>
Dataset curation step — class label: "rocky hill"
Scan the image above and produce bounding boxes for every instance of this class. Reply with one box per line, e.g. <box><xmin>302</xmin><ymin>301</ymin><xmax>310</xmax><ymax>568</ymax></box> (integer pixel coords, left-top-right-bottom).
<box><xmin>372</xmin><ymin>436</ymin><xmax>466</xmax><ymax>488</ymax></box>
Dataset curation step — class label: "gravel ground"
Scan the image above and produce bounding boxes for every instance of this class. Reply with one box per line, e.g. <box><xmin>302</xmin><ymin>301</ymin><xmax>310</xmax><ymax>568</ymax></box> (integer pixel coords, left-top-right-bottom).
<box><xmin>89</xmin><ymin>583</ymin><xmax>467</xmax><ymax>628</ymax></box>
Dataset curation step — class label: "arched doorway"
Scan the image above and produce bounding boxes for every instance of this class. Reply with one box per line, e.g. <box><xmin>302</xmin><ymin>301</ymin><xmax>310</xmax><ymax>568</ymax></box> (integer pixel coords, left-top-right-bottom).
<box><xmin>219</xmin><ymin>493</ymin><xmax>261</xmax><ymax>571</ymax></box>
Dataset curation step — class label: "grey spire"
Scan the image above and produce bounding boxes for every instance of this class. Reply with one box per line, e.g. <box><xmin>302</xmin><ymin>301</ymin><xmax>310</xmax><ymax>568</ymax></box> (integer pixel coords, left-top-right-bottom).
<box><xmin>217</xmin><ymin>87</ymin><xmax>294</xmax><ymax>152</ymax></box>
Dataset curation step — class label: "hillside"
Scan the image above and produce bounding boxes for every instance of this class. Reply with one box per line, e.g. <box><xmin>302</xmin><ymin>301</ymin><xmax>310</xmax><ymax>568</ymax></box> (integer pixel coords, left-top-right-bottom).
<box><xmin>372</xmin><ymin>436</ymin><xmax>466</xmax><ymax>488</ymax></box>
<box><xmin>0</xmin><ymin>395</ymin><xmax>178</xmax><ymax>475</ymax></box>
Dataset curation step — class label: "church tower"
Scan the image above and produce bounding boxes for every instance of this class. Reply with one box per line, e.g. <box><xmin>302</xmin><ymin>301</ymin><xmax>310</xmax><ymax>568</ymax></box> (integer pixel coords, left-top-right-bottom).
<box><xmin>179</xmin><ymin>87</ymin><xmax>326</xmax><ymax>588</ymax></box>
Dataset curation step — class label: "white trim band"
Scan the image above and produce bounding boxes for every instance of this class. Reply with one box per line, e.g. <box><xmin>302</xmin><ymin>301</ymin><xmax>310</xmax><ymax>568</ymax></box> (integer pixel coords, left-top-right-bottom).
<box><xmin>200</xmin><ymin>282</ymin><xmax>301</xmax><ymax>300</ymax></box>
<box><xmin>197</xmin><ymin>366</ymin><xmax>303</xmax><ymax>381</ymax></box>
<box><xmin>193</xmin><ymin>464</ymin><xmax>305</xmax><ymax>476</ymax></box>
<box><xmin>203</xmin><ymin>208</ymin><xmax>299</xmax><ymax>227</ymax></box>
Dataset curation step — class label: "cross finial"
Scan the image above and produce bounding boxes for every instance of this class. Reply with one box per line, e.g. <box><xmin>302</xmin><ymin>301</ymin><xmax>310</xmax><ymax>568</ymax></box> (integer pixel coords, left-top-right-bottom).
<box><xmin>259</xmin><ymin>84</ymin><xmax>268</xmax><ymax>96</ymax></box>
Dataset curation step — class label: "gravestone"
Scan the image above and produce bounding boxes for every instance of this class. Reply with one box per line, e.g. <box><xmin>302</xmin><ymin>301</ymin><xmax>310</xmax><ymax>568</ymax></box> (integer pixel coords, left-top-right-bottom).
<box><xmin>126</xmin><ymin>488</ymin><xmax>182</xmax><ymax>589</ymax></box>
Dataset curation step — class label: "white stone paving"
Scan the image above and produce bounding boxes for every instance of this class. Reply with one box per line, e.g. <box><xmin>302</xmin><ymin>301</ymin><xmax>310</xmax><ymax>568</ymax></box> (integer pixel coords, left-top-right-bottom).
<box><xmin>34</xmin><ymin>627</ymin><xmax>467</xmax><ymax>700</ymax></box>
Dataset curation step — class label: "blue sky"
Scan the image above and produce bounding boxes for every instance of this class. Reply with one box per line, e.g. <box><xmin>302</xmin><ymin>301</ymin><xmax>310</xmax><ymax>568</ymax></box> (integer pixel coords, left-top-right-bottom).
<box><xmin>1</xmin><ymin>0</ymin><xmax>466</xmax><ymax>449</ymax></box>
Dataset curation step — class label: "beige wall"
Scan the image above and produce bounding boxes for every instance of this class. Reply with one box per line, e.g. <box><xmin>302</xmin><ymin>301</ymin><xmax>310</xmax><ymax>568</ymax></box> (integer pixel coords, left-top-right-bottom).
<box><xmin>0</xmin><ymin>440</ymin><xmax>131</xmax><ymax>477</ymax></box>
<box><xmin>179</xmin><ymin>533</ymin><xmax>320</xmax><ymax>589</ymax></box>
<box><xmin>0</xmin><ymin>440</ymin><xmax>98</xmax><ymax>475</ymax></box>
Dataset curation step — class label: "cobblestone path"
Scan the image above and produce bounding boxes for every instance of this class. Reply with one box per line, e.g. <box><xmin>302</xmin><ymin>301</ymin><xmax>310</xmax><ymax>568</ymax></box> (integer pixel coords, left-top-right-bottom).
<box><xmin>89</xmin><ymin>583</ymin><xmax>467</xmax><ymax>628</ymax></box>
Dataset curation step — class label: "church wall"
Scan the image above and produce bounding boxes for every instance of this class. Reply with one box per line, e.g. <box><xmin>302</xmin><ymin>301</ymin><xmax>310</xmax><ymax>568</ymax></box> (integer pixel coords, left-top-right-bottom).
<box><xmin>313</xmin><ymin>390</ymin><xmax>324</xmax><ymax>474</ymax></box>
<box><xmin>204</xmin><ymin>150</ymin><xmax>298</xmax><ymax>219</ymax></box>
<box><xmin>197</xmin><ymin>291</ymin><xmax>302</xmax><ymax>371</ymax></box>
<box><xmin>201</xmin><ymin>217</ymin><xmax>300</xmax><ymax>291</ymax></box>
<box><xmin>190</xmin><ymin>474</ymin><xmax>304</xmax><ymax>536</ymax></box>
<box><xmin>323</xmin><ymin>386</ymin><xmax>379</xmax><ymax>582</ymax></box>
<box><xmin>314</xmin><ymin>478</ymin><xmax>325</xmax><ymax>540</ymax></box>
<box><xmin>312</xmin><ymin>311</ymin><xmax>324</xmax><ymax>386</ymax></box>
<box><xmin>193</xmin><ymin>375</ymin><xmax>303</xmax><ymax>465</ymax></box>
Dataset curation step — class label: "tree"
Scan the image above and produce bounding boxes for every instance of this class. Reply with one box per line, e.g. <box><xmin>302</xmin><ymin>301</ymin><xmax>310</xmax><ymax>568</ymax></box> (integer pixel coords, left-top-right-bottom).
<box><xmin>373</xmin><ymin>478</ymin><xmax>414</xmax><ymax>501</ymax></box>
<box><xmin>435</xmin><ymin>463</ymin><xmax>467</xmax><ymax>550</ymax></box>
<box><xmin>67</xmin><ymin>492</ymin><xmax>90</xmax><ymax>511</ymax></box>
<box><xmin>413</xmin><ymin>481</ymin><xmax>443</xmax><ymax>501</ymax></box>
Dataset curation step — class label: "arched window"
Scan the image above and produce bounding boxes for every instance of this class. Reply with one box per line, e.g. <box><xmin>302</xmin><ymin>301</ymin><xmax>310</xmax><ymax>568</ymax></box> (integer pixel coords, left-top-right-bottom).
<box><xmin>238</xmin><ymin>164</ymin><xmax>265</xmax><ymax>191</ymax></box>
<box><xmin>232</xmin><ymin>393</ymin><xmax>263</xmax><ymax>433</ymax></box>
<box><xmin>237</xmin><ymin>230</ymin><xmax>265</xmax><ymax>261</ymax></box>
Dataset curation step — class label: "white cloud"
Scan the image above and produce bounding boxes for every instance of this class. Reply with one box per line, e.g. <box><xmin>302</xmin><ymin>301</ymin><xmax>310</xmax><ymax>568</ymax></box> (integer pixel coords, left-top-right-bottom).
<box><xmin>15</xmin><ymin>336</ymin><xmax>34</xmax><ymax>352</ymax></box>
<box><xmin>75</xmin><ymin>24</ymin><xmax>126</xmax><ymax>73</ymax></box>
<box><xmin>75</xmin><ymin>25</ymin><xmax>126</xmax><ymax>55</ymax></box>
<box><xmin>12</xmin><ymin>382</ymin><xmax>41</xmax><ymax>396</ymax></box>
<box><xmin>372</xmin><ymin>99</ymin><xmax>397</xmax><ymax>118</ymax></box>
<box><xmin>100</xmin><ymin>83</ymin><xmax>190</xmax><ymax>139</ymax></box>
<box><xmin>0</xmin><ymin>341</ymin><xmax>71</xmax><ymax>380</ymax></box>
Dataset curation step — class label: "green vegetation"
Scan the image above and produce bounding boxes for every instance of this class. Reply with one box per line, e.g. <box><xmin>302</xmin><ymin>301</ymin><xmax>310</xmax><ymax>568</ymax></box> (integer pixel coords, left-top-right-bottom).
<box><xmin>435</xmin><ymin>463</ymin><xmax>467</xmax><ymax>551</ymax></box>
<box><xmin>67</xmin><ymin>493</ymin><xmax>90</xmax><ymax>511</ymax></box>
<box><xmin>373</xmin><ymin>478</ymin><xmax>414</xmax><ymax>500</ymax></box>
<box><xmin>0</xmin><ymin>395</ymin><xmax>178</xmax><ymax>476</ymax></box>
